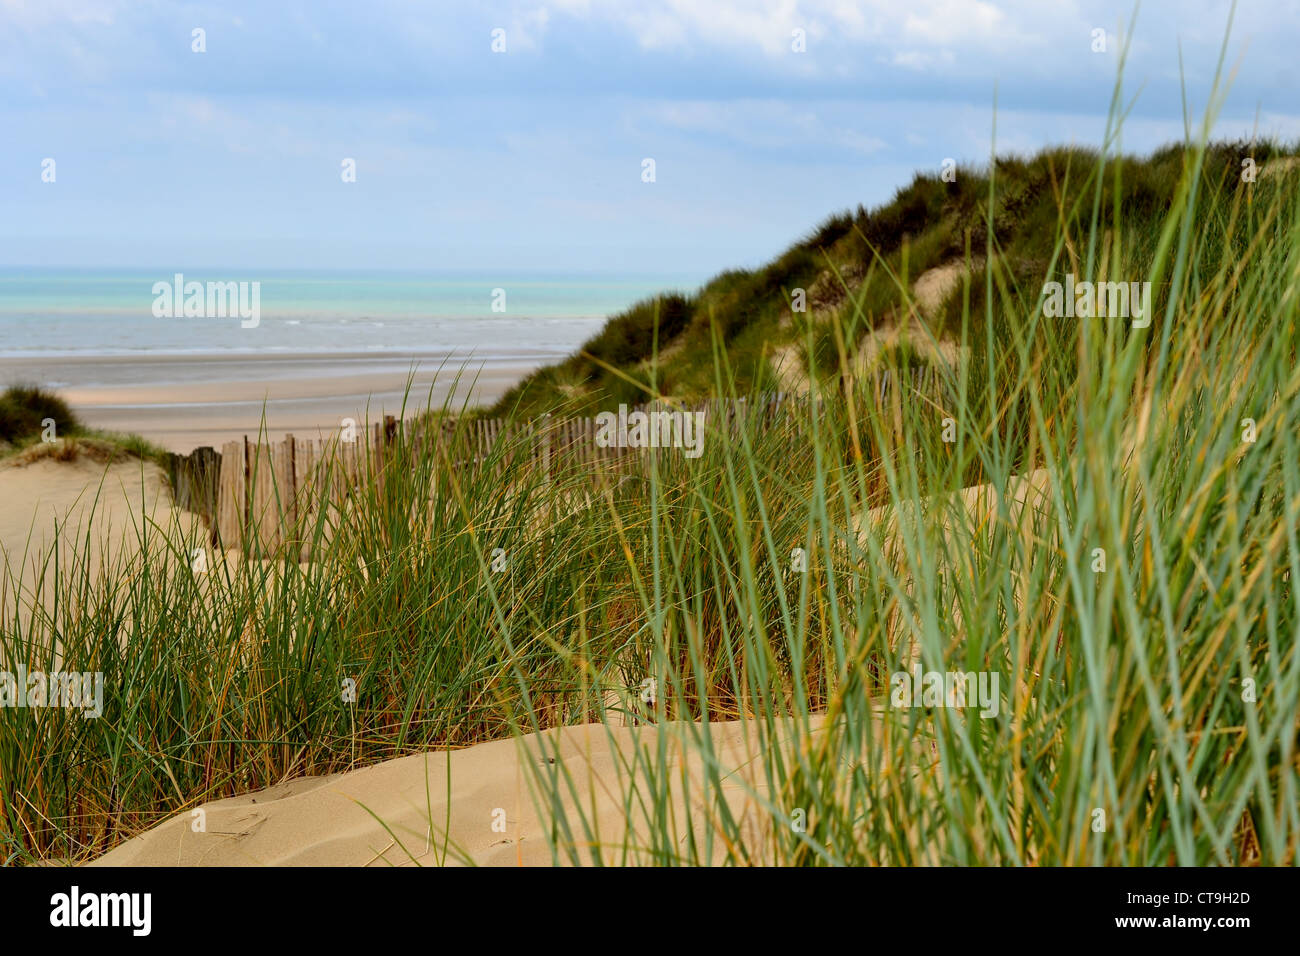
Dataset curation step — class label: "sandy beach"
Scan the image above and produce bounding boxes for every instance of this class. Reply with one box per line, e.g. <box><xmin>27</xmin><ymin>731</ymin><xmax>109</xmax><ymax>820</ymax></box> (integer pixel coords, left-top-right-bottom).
<box><xmin>0</xmin><ymin>351</ymin><xmax>548</xmax><ymax>454</ymax></box>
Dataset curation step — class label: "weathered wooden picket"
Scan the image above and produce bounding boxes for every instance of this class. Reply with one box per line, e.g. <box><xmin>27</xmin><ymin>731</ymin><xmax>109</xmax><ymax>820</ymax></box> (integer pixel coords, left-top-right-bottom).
<box><xmin>167</xmin><ymin>367</ymin><xmax>943</xmax><ymax>554</ymax></box>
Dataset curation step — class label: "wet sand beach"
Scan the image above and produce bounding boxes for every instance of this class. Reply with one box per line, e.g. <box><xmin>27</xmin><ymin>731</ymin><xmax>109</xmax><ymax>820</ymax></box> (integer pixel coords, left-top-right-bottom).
<box><xmin>0</xmin><ymin>350</ymin><xmax>548</xmax><ymax>453</ymax></box>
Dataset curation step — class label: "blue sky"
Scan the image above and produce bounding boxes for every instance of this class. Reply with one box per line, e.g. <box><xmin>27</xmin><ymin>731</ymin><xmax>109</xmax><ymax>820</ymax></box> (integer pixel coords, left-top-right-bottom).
<box><xmin>2</xmin><ymin>0</ymin><xmax>1297</xmax><ymax>276</ymax></box>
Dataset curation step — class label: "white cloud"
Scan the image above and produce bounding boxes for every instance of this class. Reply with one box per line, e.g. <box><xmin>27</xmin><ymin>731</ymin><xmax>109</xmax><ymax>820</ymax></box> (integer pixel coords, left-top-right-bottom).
<box><xmin>901</xmin><ymin>0</ymin><xmax>1005</xmax><ymax>44</ymax></box>
<box><xmin>549</xmin><ymin>0</ymin><xmax>867</xmax><ymax>54</ymax></box>
<box><xmin>533</xmin><ymin>0</ymin><xmax>1065</xmax><ymax>74</ymax></box>
<box><xmin>506</xmin><ymin>5</ymin><xmax>551</xmax><ymax>51</ymax></box>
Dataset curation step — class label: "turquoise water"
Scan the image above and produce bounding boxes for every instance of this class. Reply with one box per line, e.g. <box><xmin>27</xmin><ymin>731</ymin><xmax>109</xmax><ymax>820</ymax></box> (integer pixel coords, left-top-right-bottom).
<box><xmin>0</xmin><ymin>269</ymin><xmax>702</xmax><ymax>358</ymax></box>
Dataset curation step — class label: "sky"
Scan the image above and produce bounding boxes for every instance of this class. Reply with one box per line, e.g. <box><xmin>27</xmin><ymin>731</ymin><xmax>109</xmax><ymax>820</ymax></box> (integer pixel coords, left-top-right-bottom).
<box><xmin>2</xmin><ymin>0</ymin><xmax>1298</xmax><ymax>277</ymax></box>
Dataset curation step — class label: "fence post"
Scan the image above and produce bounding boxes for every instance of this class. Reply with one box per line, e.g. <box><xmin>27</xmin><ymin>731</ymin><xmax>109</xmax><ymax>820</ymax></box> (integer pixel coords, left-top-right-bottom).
<box><xmin>284</xmin><ymin>434</ymin><xmax>297</xmax><ymax>554</ymax></box>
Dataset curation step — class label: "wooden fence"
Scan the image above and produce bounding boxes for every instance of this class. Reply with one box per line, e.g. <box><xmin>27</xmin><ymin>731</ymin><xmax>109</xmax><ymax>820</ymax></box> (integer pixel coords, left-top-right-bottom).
<box><xmin>167</xmin><ymin>368</ymin><xmax>944</xmax><ymax>555</ymax></box>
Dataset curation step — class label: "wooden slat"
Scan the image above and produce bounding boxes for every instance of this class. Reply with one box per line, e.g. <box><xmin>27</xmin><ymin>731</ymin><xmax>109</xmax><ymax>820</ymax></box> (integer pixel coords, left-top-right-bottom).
<box><xmin>217</xmin><ymin>440</ymin><xmax>244</xmax><ymax>551</ymax></box>
<box><xmin>246</xmin><ymin>440</ymin><xmax>272</xmax><ymax>553</ymax></box>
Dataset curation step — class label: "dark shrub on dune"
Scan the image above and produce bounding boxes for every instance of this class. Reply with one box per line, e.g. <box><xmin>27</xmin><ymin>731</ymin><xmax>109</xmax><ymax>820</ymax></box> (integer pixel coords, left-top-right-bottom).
<box><xmin>0</xmin><ymin>385</ymin><xmax>81</xmax><ymax>444</ymax></box>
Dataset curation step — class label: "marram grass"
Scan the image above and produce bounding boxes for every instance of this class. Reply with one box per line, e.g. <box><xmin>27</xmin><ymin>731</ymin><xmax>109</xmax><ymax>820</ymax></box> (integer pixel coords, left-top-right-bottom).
<box><xmin>2</xmin><ymin>122</ymin><xmax>1298</xmax><ymax>866</ymax></box>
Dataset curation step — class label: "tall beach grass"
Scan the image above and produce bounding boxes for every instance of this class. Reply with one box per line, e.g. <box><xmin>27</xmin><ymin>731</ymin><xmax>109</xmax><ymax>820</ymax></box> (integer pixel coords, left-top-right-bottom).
<box><xmin>2</xmin><ymin>81</ymin><xmax>1298</xmax><ymax>865</ymax></box>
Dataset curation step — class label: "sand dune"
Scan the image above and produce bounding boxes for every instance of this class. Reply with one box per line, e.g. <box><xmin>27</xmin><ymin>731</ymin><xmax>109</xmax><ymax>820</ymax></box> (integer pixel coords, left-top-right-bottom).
<box><xmin>93</xmin><ymin>717</ymin><xmax>834</xmax><ymax>867</ymax></box>
<box><xmin>79</xmin><ymin>467</ymin><xmax>1032</xmax><ymax>867</ymax></box>
<box><xmin>0</xmin><ymin>452</ymin><xmax>1020</xmax><ymax>867</ymax></box>
<box><xmin>0</xmin><ymin>454</ymin><xmax>200</xmax><ymax>626</ymax></box>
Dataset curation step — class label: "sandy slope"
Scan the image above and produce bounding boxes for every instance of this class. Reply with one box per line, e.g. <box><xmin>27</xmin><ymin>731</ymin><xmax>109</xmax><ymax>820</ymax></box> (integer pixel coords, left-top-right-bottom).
<box><xmin>0</xmin><ymin>455</ymin><xmax>199</xmax><ymax>623</ymax></box>
<box><xmin>93</xmin><ymin>717</ymin><xmax>832</xmax><ymax>867</ymax></box>
<box><xmin>768</xmin><ymin>259</ymin><xmax>974</xmax><ymax>397</ymax></box>
<box><xmin>61</xmin><ymin>459</ymin><xmax>1045</xmax><ymax>867</ymax></box>
<box><xmin>83</xmin><ymin>470</ymin><xmax>1048</xmax><ymax>867</ymax></box>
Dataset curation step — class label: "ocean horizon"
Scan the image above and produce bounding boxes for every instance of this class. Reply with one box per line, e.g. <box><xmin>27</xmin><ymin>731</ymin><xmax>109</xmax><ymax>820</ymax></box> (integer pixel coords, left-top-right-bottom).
<box><xmin>0</xmin><ymin>268</ymin><xmax>705</xmax><ymax>361</ymax></box>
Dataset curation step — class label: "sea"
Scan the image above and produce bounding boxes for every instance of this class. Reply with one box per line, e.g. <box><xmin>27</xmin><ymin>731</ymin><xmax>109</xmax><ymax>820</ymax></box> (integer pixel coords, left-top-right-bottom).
<box><xmin>0</xmin><ymin>268</ymin><xmax>702</xmax><ymax>362</ymax></box>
